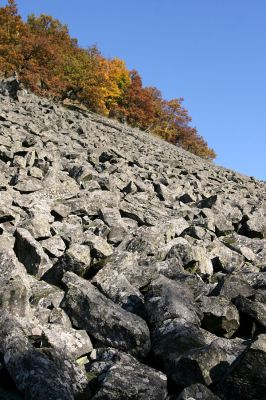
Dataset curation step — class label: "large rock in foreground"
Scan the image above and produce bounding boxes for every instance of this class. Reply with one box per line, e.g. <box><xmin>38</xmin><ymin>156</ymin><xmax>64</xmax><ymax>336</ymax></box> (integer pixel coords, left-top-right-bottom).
<box><xmin>62</xmin><ymin>272</ymin><xmax>151</xmax><ymax>358</ymax></box>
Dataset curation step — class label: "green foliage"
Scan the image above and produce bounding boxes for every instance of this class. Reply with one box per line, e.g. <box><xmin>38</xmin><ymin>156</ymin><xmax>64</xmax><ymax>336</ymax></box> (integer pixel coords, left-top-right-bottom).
<box><xmin>0</xmin><ymin>1</ymin><xmax>216</xmax><ymax>160</ymax></box>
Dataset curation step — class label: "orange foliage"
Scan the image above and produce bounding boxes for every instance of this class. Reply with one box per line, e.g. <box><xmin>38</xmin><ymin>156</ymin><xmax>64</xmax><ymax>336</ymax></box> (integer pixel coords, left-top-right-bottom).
<box><xmin>0</xmin><ymin>1</ymin><xmax>216</xmax><ymax>160</ymax></box>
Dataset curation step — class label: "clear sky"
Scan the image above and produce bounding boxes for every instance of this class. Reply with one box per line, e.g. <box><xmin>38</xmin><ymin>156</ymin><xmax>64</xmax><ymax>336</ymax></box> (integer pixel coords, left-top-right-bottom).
<box><xmin>8</xmin><ymin>0</ymin><xmax>266</xmax><ymax>181</ymax></box>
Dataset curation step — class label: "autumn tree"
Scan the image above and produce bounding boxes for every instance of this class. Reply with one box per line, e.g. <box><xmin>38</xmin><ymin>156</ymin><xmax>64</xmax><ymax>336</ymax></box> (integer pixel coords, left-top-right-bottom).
<box><xmin>0</xmin><ymin>0</ymin><xmax>26</xmax><ymax>76</ymax></box>
<box><xmin>0</xmin><ymin>1</ymin><xmax>216</xmax><ymax>160</ymax></box>
<box><xmin>101</xmin><ymin>57</ymin><xmax>131</xmax><ymax>113</ymax></box>
<box><xmin>112</xmin><ymin>70</ymin><xmax>159</xmax><ymax>129</ymax></box>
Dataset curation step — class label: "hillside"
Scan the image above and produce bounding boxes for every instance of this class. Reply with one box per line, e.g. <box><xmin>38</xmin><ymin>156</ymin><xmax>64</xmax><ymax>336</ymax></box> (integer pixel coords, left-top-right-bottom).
<box><xmin>0</xmin><ymin>77</ymin><xmax>266</xmax><ymax>400</ymax></box>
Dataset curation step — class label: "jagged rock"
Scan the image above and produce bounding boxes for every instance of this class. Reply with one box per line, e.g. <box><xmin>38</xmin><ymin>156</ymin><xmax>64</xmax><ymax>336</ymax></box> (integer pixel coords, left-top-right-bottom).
<box><xmin>167</xmin><ymin>237</ymin><xmax>213</xmax><ymax>275</ymax></box>
<box><xmin>94</xmin><ymin>251</ymin><xmax>156</xmax><ymax>289</ymax></box>
<box><xmin>0</xmin><ymin>250</ymin><xmax>31</xmax><ymax>318</ymax></box>
<box><xmin>211</xmin><ymin>274</ymin><xmax>255</xmax><ymax>299</ymax></box>
<box><xmin>41</xmin><ymin>234</ymin><xmax>66</xmax><ymax>258</ymax></box>
<box><xmin>14</xmin><ymin>228</ymin><xmax>52</xmax><ymax>278</ymax></box>
<box><xmin>145</xmin><ymin>275</ymin><xmax>201</xmax><ymax>326</ymax></box>
<box><xmin>41</xmin><ymin>324</ymin><xmax>93</xmax><ymax>360</ymax></box>
<box><xmin>29</xmin><ymin>279</ymin><xmax>65</xmax><ymax>324</ymax></box>
<box><xmin>210</xmin><ymin>240</ymin><xmax>245</xmax><ymax>273</ymax></box>
<box><xmin>85</xmin><ymin>218</ymin><xmax>110</xmax><ymax>238</ymax></box>
<box><xmin>234</xmin><ymin>295</ymin><xmax>266</xmax><ymax>328</ymax></box>
<box><xmin>51</xmin><ymin>203</ymin><xmax>71</xmax><ymax>219</ymax></box>
<box><xmin>61</xmin><ymin>272</ymin><xmax>151</xmax><ymax>357</ymax></box>
<box><xmin>83</xmin><ymin>230</ymin><xmax>113</xmax><ymax>258</ymax></box>
<box><xmin>151</xmin><ymin>318</ymin><xmax>209</xmax><ymax>380</ymax></box>
<box><xmin>93</xmin><ymin>268</ymin><xmax>145</xmax><ymax>316</ymax></box>
<box><xmin>0</xmin><ymin>312</ymin><xmax>78</xmax><ymax>399</ymax></box>
<box><xmin>199</xmin><ymin>295</ymin><xmax>240</xmax><ymax>338</ymax></box>
<box><xmin>51</xmin><ymin>218</ymin><xmax>84</xmax><ymax>245</ymax></box>
<box><xmin>87</xmin><ymin>348</ymin><xmax>168</xmax><ymax>400</ymax></box>
<box><xmin>176</xmin><ymin>383</ymin><xmax>221</xmax><ymax>400</ymax></box>
<box><xmin>42</xmin><ymin>243</ymin><xmax>91</xmax><ymax>285</ymax></box>
<box><xmin>242</xmin><ymin>209</ymin><xmax>266</xmax><ymax>238</ymax></box>
<box><xmin>219</xmin><ymin>334</ymin><xmax>266</xmax><ymax>400</ymax></box>
<box><xmin>13</xmin><ymin>178</ymin><xmax>43</xmax><ymax>193</ymax></box>
<box><xmin>172</xmin><ymin>337</ymin><xmax>245</xmax><ymax>386</ymax></box>
<box><xmin>21</xmin><ymin>202</ymin><xmax>53</xmax><ymax>239</ymax></box>
<box><xmin>221</xmin><ymin>234</ymin><xmax>266</xmax><ymax>267</ymax></box>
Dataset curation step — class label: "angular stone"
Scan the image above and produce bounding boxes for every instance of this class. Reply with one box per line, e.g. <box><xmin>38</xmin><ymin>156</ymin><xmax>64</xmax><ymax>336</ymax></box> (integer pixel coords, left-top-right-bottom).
<box><xmin>167</xmin><ymin>238</ymin><xmax>213</xmax><ymax>275</ymax></box>
<box><xmin>42</xmin><ymin>243</ymin><xmax>92</xmax><ymax>285</ymax></box>
<box><xmin>41</xmin><ymin>235</ymin><xmax>66</xmax><ymax>258</ymax></box>
<box><xmin>87</xmin><ymin>348</ymin><xmax>167</xmax><ymax>400</ymax></box>
<box><xmin>219</xmin><ymin>334</ymin><xmax>266</xmax><ymax>400</ymax></box>
<box><xmin>235</xmin><ymin>295</ymin><xmax>266</xmax><ymax>328</ymax></box>
<box><xmin>62</xmin><ymin>272</ymin><xmax>151</xmax><ymax>358</ymax></box>
<box><xmin>14</xmin><ymin>228</ymin><xmax>52</xmax><ymax>279</ymax></box>
<box><xmin>65</xmin><ymin>243</ymin><xmax>91</xmax><ymax>275</ymax></box>
<box><xmin>83</xmin><ymin>231</ymin><xmax>113</xmax><ymax>258</ymax></box>
<box><xmin>94</xmin><ymin>268</ymin><xmax>144</xmax><ymax>316</ymax></box>
<box><xmin>0</xmin><ymin>250</ymin><xmax>31</xmax><ymax>318</ymax></box>
<box><xmin>24</xmin><ymin>213</ymin><xmax>52</xmax><ymax>239</ymax></box>
<box><xmin>243</xmin><ymin>209</ymin><xmax>266</xmax><ymax>238</ymax></box>
<box><xmin>94</xmin><ymin>251</ymin><xmax>157</xmax><ymax>289</ymax></box>
<box><xmin>176</xmin><ymin>383</ymin><xmax>221</xmax><ymax>400</ymax></box>
<box><xmin>42</xmin><ymin>324</ymin><xmax>93</xmax><ymax>360</ymax></box>
<box><xmin>199</xmin><ymin>296</ymin><xmax>240</xmax><ymax>338</ymax></box>
<box><xmin>0</xmin><ymin>312</ymin><xmax>76</xmax><ymax>400</ymax></box>
<box><xmin>211</xmin><ymin>274</ymin><xmax>255</xmax><ymax>300</ymax></box>
<box><xmin>173</xmin><ymin>337</ymin><xmax>245</xmax><ymax>386</ymax></box>
<box><xmin>51</xmin><ymin>203</ymin><xmax>71</xmax><ymax>219</ymax></box>
<box><xmin>145</xmin><ymin>275</ymin><xmax>201</xmax><ymax>327</ymax></box>
<box><xmin>151</xmin><ymin>318</ymin><xmax>209</xmax><ymax>379</ymax></box>
<box><xmin>210</xmin><ymin>240</ymin><xmax>245</xmax><ymax>273</ymax></box>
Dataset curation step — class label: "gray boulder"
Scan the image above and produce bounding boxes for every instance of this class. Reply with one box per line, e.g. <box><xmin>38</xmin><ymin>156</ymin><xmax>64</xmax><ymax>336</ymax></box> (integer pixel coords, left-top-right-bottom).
<box><xmin>61</xmin><ymin>272</ymin><xmax>151</xmax><ymax>358</ymax></box>
<box><xmin>145</xmin><ymin>275</ymin><xmax>201</xmax><ymax>327</ymax></box>
<box><xmin>219</xmin><ymin>334</ymin><xmax>266</xmax><ymax>400</ymax></box>
<box><xmin>176</xmin><ymin>383</ymin><xmax>221</xmax><ymax>400</ymax></box>
<box><xmin>199</xmin><ymin>296</ymin><xmax>240</xmax><ymax>338</ymax></box>
<box><xmin>0</xmin><ymin>250</ymin><xmax>31</xmax><ymax>319</ymax></box>
<box><xmin>14</xmin><ymin>228</ymin><xmax>52</xmax><ymax>279</ymax></box>
<box><xmin>88</xmin><ymin>348</ymin><xmax>167</xmax><ymax>400</ymax></box>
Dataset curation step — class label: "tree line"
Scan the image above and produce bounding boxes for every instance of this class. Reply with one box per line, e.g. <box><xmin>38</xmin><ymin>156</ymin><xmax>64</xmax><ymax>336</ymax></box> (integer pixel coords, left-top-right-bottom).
<box><xmin>0</xmin><ymin>0</ymin><xmax>216</xmax><ymax>159</ymax></box>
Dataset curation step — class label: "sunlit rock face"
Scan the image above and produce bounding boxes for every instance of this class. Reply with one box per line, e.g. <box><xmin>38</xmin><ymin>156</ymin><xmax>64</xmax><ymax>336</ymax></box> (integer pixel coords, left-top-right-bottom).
<box><xmin>0</xmin><ymin>77</ymin><xmax>265</xmax><ymax>400</ymax></box>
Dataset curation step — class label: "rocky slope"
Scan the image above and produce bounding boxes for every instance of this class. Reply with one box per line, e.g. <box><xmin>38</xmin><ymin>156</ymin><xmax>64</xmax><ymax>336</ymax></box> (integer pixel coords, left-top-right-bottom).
<box><xmin>0</xmin><ymin>77</ymin><xmax>265</xmax><ymax>400</ymax></box>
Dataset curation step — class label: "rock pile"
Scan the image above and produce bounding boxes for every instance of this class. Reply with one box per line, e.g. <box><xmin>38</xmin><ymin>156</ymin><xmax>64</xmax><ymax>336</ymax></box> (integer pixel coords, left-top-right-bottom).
<box><xmin>0</xmin><ymin>78</ymin><xmax>265</xmax><ymax>399</ymax></box>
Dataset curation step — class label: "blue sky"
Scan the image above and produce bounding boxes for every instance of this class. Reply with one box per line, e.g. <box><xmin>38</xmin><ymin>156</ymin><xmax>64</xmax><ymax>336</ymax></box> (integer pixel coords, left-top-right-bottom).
<box><xmin>8</xmin><ymin>0</ymin><xmax>266</xmax><ymax>180</ymax></box>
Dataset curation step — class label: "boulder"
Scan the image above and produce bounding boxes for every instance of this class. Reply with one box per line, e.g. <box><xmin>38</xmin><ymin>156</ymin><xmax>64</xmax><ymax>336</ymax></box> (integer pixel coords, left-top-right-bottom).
<box><xmin>0</xmin><ymin>312</ymin><xmax>78</xmax><ymax>399</ymax></box>
<box><xmin>0</xmin><ymin>250</ymin><xmax>31</xmax><ymax>318</ymax></box>
<box><xmin>87</xmin><ymin>348</ymin><xmax>168</xmax><ymax>400</ymax></box>
<box><xmin>219</xmin><ymin>334</ymin><xmax>266</xmax><ymax>400</ymax></box>
<box><xmin>145</xmin><ymin>275</ymin><xmax>201</xmax><ymax>327</ymax></box>
<box><xmin>172</xmin><ymin>337</ymin><xmax>245</xmax><ymax>386</ymax></box>
<box><xmin>62</xmin><ymin>272</ymin><xmax>151</xmax><ymax>358</ymax></box>
<box><xmin>14</xmin><ymin>228</ymin><xmax>52</xmax><ymax>279</ymax></box>
<box><xmin>176</xmin><ymin>383</ymin><xmax>221</xmax><ymax>400</ymax></box>
<box><xmin>199</xmin><ymin>296</ymin><xmax>240</xmax><ymax>338</ymax></box>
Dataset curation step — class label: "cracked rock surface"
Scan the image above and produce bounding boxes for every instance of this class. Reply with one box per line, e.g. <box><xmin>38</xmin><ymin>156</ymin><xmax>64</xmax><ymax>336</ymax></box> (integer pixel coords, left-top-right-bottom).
<box><xmin>0</xmin><ymin>77</ymin><xmax>265</xmax><ymax>399</ymax></box>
